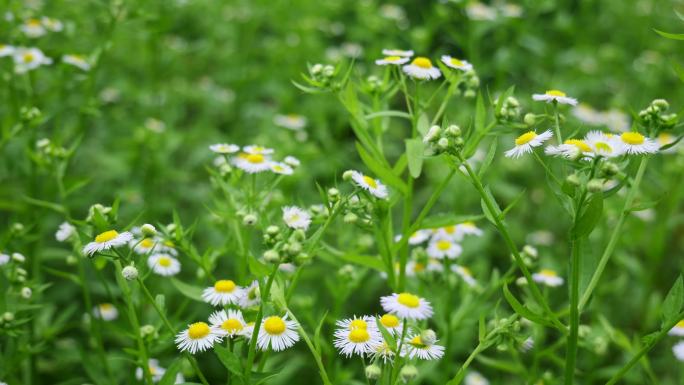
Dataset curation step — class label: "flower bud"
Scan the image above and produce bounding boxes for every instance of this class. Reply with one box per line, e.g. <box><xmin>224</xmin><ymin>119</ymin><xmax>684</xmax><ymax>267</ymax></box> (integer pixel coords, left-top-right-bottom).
<box><xmin>464</xmin><ymin>89</ymin><xmax>476</xmax><ymax>99</ymax></box>
<box><xmin>263</xmin><ymin>249</ymin><xmax>280</xmax><ymax>264</ymax></box>
<box><xmin>522</xmin><ymin>245</ymin><xmax>538</xmax><ymax>259</ymax></box>
<box><xmin>445</xmin><ymin>124</ymin><xmax>461</xmax><ymax>137</ymax></box>
<box><xmin>437</xmin><ymin>137</ymin><xmax>449</xmax><ymax>150</ymax></box>
<box><xmin>523</xmin><ymin>113</ymin><xmax>536</xmax><ymax>126</ymax></box>
<box><xmin>243</xmin><ymin>214</ymin><xmax>257</xmax><ymax>226</ymax></box>
<box><xmin>516</xmin><ymin>276</ymin><xmax>528</xmax><ymax>286</ymax></box>
<box><xmin>420</xmin><ymin>329</ymin><xmax>437</xmax><ymax>345</ymax></box>
<box><xmin>587</xmin><ymin>179</ymin><xmax>604</xmax><ymax>193</ymax></box>
<box><xmin>453</xmin><ymin>137</ymin><xmax>465</xmax><ymax>148</ymax></box>
<box><xmin>342</xmin><ymin>170</ymin><xmax>354</xmax><ymax>181</ymax></box>
<box><xmin>287</xmin><ymin>241</ymin><xmax>303</xmax><ymax>255</ymax></box>
<box><xmin>652</xmin><ymin>99</ymin><xmax>669</xmax><ymax>112</ymax></box>
<box><xmin>66</xmin><ymin>255</ymin><xmax>78</xmax><ymax>265</ymax></box>
<box><xmin>11</xmin><ymin>223</ymin><xmax>24</xmax><ymax>233</ymax></box>
<box><xmin>399</xmin><ymin>365</ymin><xmax>418</xmax><ymax>383</ymax></box>
<box><xmin>141</xmin><ymin>224</ymin><xmax>157</xmax><ymax>237</ymax></box>
<box><xmin>424</xmin><ymin>125</ymin><xmax>441</xmax><ymax>143</ymax></box>
<box><xmin>323</xmin><ymin>65</ymin><xmax>335</xmax><ymax>77</ymax></box>
<box><xmin>310</xmin><ymin>64</ymin><xmax>323</xmax><ymax>75</ymax></box>
<box><xmin>122</xmin><ymin>265</ymin><xmax>139</xmax><ymax>281</ymax></box>
<box><xmin>601</xmin><ymin>162</ymin><xmax>619</xmax><ymax>177</ymax></box>
<box><xmin>16</xmin><ymin>267</ymin><xmax>27</xmax><ymax>276</ymax></box>
<box><xmin>566</xmin><ymin>173</ymin><xmax>581</xmax><ymax>187</ymax></box>
<box><xmin>3</xmin><ymin>312</ymin><xmax>14</xmax><ymax>322</ymax></box>
<box><xmin>343</xmin><ymin>212</ymin><xmax>358</xmax><ymax>224</ymax></box>
<box><xmin>365</xmin><ymin>364</ymin><xmax>382</xmax><ymax>380</ymax></box>
<box><xmin>328</xmin><ymin>187</ymin><xmax>340</xmax><ymax>201</ymax></box>
<box><xmin>140</xmin><ymin>324</ymin><xmax>157</xmax><ymax>338</ymax></box>
<box><xmin>21</xmin><ymin>287</ymin><xmax>32</xmax><ymax>299</ymax></box>
<box><xmin>291</xmin><ymin>230</ymin><xmax>306</xmax><ymax>242</ymax></box>
<box><xmin>294</xmin><ymin>252</ymin><xmax>312</xmax><ymax>265</ymax></box>
<box><xmin>12</xmin><ymin>253</ymin><xmax>25</xmax><ymax>263</ymax></box>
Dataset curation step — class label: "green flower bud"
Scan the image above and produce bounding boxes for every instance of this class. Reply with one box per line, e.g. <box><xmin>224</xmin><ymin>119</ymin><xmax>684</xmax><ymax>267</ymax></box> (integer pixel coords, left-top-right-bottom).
<box><xmin>141</xmin><ymin>224</ymin><xmax>157</xmax><ymax>237</ymax></box>
<box><xmin>437</xmin><ymin>137</ymin><xmax>450</xmax><ymax>150</ymax></box>
<box><xmin>464</xmin><ymin>89</ymin><xmax>476</xmax><ymax>99</ymax></box>
<box><xmin>445</xmin><ymin>124</ymin><xmax>461</xmax><ymax>137</ymax></box>
<box><xmin>122</xmin><ymin>265</ymin><xmax>139</xmax><ymax>281</ymax></box>
<box><xmin>399</xmin><ymin>365</ymin><xmax>418</xmax><ymax>383</ymax></box>
<box><xmin>420</xmin><ymin>329</ymin><xmax>437</xmax><ymax>345</ymax></box>
<box><xmin>601</xmin><ymin>162</ymin><xmax>619</xmax><ymax>177</ymax></box>
<box><xmin>3</xmin><ymin>312</ymin><xmax>15</xmax><ymax>322</ymax></box>
<box><xmin>243</xmin><ymin>214</ymin><xmax>257</xmax><ymax>226</ymax></box>
<box><xmin>266</xmin><ymin>225</ymin><xmax>280</xmax><ymax>235</ymax></box>
<box><xmin>566</xmin><ymin>174</ymin><xmax>581</xmax><ymax>187</ymax></box>
<box><xmin>294</xmin><ymin>252</ymin><xmax>312</xmax><ymax>265</ymax></box>
<box><xmin>652</xmin><ymin>99</ymin><xmax>669</xmax><ymax>112</ymax></box>
<box><xmin>343</xmin><ymin>212</ymin><xmax>358</xmax><ymax>223</ymax></box>
<box><xmin>328</xmin><ymin>187</ymin><xmax>340</xmax><ymax>201</ymax></box>
<box><xmin>365</xmin><ymin>364</ymin><xmax>382</xmax><ymax>380</ymax></box>
<box><xmin>424</xmin><ymin>125</ymin><xmax>441</xmax><ymax>143</ymax></box>
<box><xmin>342</xmin><ymin>170</ymin><xmax>354</xmax><ymax>181</ymax></box>
<box><xmin>263</xmin><ymin>249</ymin><xmax>280</xmax><ymax>264</ymax></box>
<box><xmin>587</xmin><ymin>179</ymin><xmax>604</xmax><ymax>193</ymax></box>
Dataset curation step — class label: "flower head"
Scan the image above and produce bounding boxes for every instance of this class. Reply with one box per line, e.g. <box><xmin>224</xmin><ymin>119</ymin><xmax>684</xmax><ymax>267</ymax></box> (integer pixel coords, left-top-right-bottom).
<box><xmin>584</xmin><ymin>131</ymin><xmax>625</xmax><ymax>158</ymax></box>
<box><xmin>257</xmin><ymin>314</ymin><xmax>300</xmax><ymax>351</ymax></box>
<box><xmin>505</xmin><ymin>130</ymin><xmax>553</xmax><ymax>158</ymax></box>
<box><xmin>282</xmin><ymin>206</ymin><xmax>311</xmax><ymax>230</ymax></box>
<box><xmin>380</xmin><ymin>292</ymin><xmax>433</xmax><ymax>320</ymax></box>
<box><xmin>426</xmin><ymin>236</ymin><xmax>462</xmax><ymax>259</ymax></box>
<box><xmin>382</xmin><ymin>49</ymin><xmax>414</xmax><ymax>57</ymax></box>
<box><xmin>55</xmin><ymin>222</ymin><xmax>76</xmax><ymax>242</ymax></box>
<box><xmin>402</xmin><ymin>57</ymin><xmax>441</xmax><ymax>80</ymax></box>
<box><xmin>375</xmin><ymin>56</ymin><xmax>410</xmax><ymax>66</ymax></box>
<box><xmin>401</xmin><ymin>333</ymin><xmax>445</xmax><ymax>360</ymax></box>
<box><xmin>175</xmin><ymin>321</ymin><xmax>222</xmax><ymax>354</ymax></box>
<box><xmin>532</xmin><ymin>90</ymin><xmax>578</xmax><ymax>106</ymax></box>
<box><xmin>619</xmin><ymin>132</ymin><xmax>659</xmax><ymax>155</ymax></box>
<box><xmin>93</xmin><ymin>303</ymin><xmax>118</xmax><ymax>321</ymax></box>
<box><xmin>232</xmin><ymin>152</ymin><xmax>272</xmax><ymax>173</ymax></box>
<box><xmin>350</xmin><ymin>171</ymin><xmax>388</xmax><ymax>199</ymax></box>
<box><xmin>209</xmin><ymin>309</ymin><xmax>247</xmax><ymax>337</ymax></box>
<box><xmin>82</xmin><ymin>230</ymin><xmax>133</xmax><ymax>256</ymax></box>
<box><xmin>209</xmin><ymin>143</ymin><xmax>240</xmax><ymax>154</ymax></box>
<box><xmin>202</xmin><ymin>280</ymin><xmax>243</xmax><ymax>306</ymax></box>
<box><xmin>13</xmin><ymin>47</ymin><xmax>52</xmax><ymax>74</ymax></box>
<box><xmin>440</xmin><ymin>55</ymin><xmax>473</xmax><ymax>71</ymax></box>
<box><xmin>63</xmin><ymin>54</ymin><xmax>91</xmax><ymax>71</ymax></box>
<box><xmin>238</xmin><ymin>280</ymin><xmax>260</xmax><ymax>308</ymax></box>
<box><xmin>274</xmin><ymin>114</ymin><xmax>307</xmax><ymax>130</ymax></box>
<box><xmin>451</xmin><ymin>265</ymin><xmax>477</xmax><ymax>287</ymax></box>
<box><xmin>532</xmin><ymin>269</ymin><xmax>564</xmax><ymax>287</ymax></box>
<box><xmin>147</xmin><ymin>253</ymin><xmax>181</xmax><ymax>277</ymax></box>
<box><xmin>668</xmin><ymin>320</ymin><xmax>684</xmax><ymax>336</ymax></box>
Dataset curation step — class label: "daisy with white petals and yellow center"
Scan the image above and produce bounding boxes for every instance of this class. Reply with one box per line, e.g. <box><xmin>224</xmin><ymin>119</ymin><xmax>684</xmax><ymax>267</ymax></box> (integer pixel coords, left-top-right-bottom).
<box><xmin>451</xmin><ymin>265</ymin><xmax>477</xmax><ymax>287</ymax></box>
<box><xmin>456</xmin><ymin>221</ymin><xmax>483</xmax><ymax>237</ymax></box>
<box><xmin>505</xmin><ymin>130</ymin><xmax>553</xmax><ymax>158</ymax></box>
<box><xmin>209</xmin><ymin>143</ymin><xmax>240</xmax><ymax>154</ymax></box>
<box><xmin>147</xmin><ymin>253</ymin><xmax>181</xmax><ymax>276</ymax></box>
<box><xmin>20</xmin><ymin>19</ymin><xmax>46</xmax><ymax>38</ymax></box>
<box><xmin>0</xmin><ymin>45</ymin><xmax>15</xmax><ymax>57</ymax></box>
<box><xmin>93</xmin><ymin>303</ymin><xmax>118</xmax><ymax>321</ymax></box>
<box><xmin>269</xmin><ymin>162</ymin><xmax>294</xmax><ymax>175</ymax></box>
<box><xmin>82</xmin><ymin>230</ymin><xmax>133</xmax><ymax>256</ymax></box>
<box><xmin>243</xmin><ymin>145</ymin><xmax>274</xmax><ymax>155</ymax></box>
<box><xmin>63</xmin><ymin>54</ymin><xmax>91</xmax><ymax>71</ymax></box>
<box><xmin>402</xmin><ymin>57</ymin><xmax>441</xmax><ymax>80</ymax></box>
<box><xmin>426</xmin><ymin>236</ymin><xmax>462</xmax><ymax>259</ymax></box>
<box><xmin>333</xmin><ymin>316</ymin><xmax>383</xmax><ymax>357</ymax></box>
<box><xmin>583</xmin><ymin>131</ymin><xmax>625</xmax><ymax>158</ymax></box>
<box><xmin>257</xmin><ymin>314</ymin><xmax>300</xmax><ymax>351</ymax></box>
<box><xmin>674</xmin><ymin>341</ymin><xmax>684</xmax><ymax>362</ymax></box>
<box><xmin>209</xmin><ymin>309</ymin><xmax>247</xmax><ymax>338</ymax></box>
<box><xmin>273</xmin><ymin>114</ymin><xmax>307</xmax><ymax>130</ymax></box>
<box><xmin>545</xmin><ymin>138</ymin><xmax>593</xmax><ymax>159</ymax></box>
<box><xmin>532</xmin><ymin>90</ymin><xmax>578</xmax><ymax>106</ymax></box>
<box><xmin>380</xmin><ymin>292</ymin><xmax>433</xmax><ymax>320</ymax></box>
<box><xmin>233</xmin><ymin>152</ymin><xmax>272</xmax><ymax>173</ymax></box>
<box><xmin>402</xmin><ymin>333</ymin><xmax>445</xmax><ymax>360</ymax></box>
<box><xmin>375</xmin><ymin>55</ymin><xmax>410</xmax><ymax>66</ymax></box>
<box><xmin>619</xmin><ymin>132</ymin><xmax>659</xmax><ymax>155</ymax></box>
<box><xmin>175</xmin><ymin>321</ymin><xmax>221</xmax><ymax>354</ymax></box>
<box><xmin>440</xmin><ymin>55</ymin><xmax>474</xmax><ymax>71</ymax></box>
<box><xmin>238</xmin><ymin>280</ymin><xmax>260</xmax><ymax>308</ymax></box>
<box><xmin>350</xmin><ymin>170</ymin><xmax>388</xmax><ymax>199</ymax></box>
<box><xmin>668</xmin><ymin>320</ymin><xmax>684</xmax><ymax>336</ymax></box>
<box><xmin>382</xmin><ymin>49</ymin><xmax>414</xmax><ymax>57</ymax></box>
<box><xmin>13</xmin><ymin>47</ymin><xmax>52</xmax><ymax>74</ymax></box>
<box><xmin>465</xmin><ymin>371</ymin><xmax>490</xmax><ymax>385</ymax></box>
<box><xmin>202</xmin><ymin>280</ymin><xmax>243</xmax><ymax>306</ymax></box>
<box><xmin>532</xmin><ymin>269</ymin><xmax>564</xmax><ymax>287</ymax></box>
<box><xmin>378</xmin><ymin>313</ymin><xmax>403</xmax><ymax>335</ymax></box>
<box><xmin>282</xmin><ymin>206</ymin><xmax>311</xmax><ymax>230</ymax></box>
<box><xmin>133</xmin><ymin>237</ymin><xmax>157</xmax><ymax>254</ymax></box>
<box><xmin>55</xmin><ymin>222</ymin><xmax>76</xmax><ymax>242</ymax></box>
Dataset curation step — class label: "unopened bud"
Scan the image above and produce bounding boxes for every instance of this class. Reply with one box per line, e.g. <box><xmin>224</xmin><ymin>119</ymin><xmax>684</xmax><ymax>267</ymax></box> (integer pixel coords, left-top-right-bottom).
<box><xmin>328</xmin><ymin>187</ymin><xmax>340</xmax><ymax>200</ymax></box>
<box><xmin>524</xmin><ymin>113</ymin><xmax>536</xmax><ymax>126</ymax></box>
<box><xmin>424</xmin><ymin>125</ymin><xmax>441</xmax><ymax>143</ymax></box>
<box><xmin>342</xmin><ymin>170</ymin><xmax>354</xmax><ymax>181</ymax></box>
<box><xmin>601</xmin><ymin>162</ymin><xmax>619</xmax><ymax>177</ymax></box>
<box><xmin>266</xmin><ymin>225</ymin><xmax>280</xmax><ymax>235</ymax></box>
<box><xmin>445</xmin><ymin>124</ymin><xmax>461</xmax><ymax>137</ymax></box>
<box><xmin>122</xmin><ymin>265</ymin><xmax>139</xmax><ymax>281</ymax></box>
<box><xmin>3</xmin><ymin>312</ymin><xmax>14</xmax><ymax>322</ymax></box>
<box><xmin>587</xmin><ymin>179</ymin><xmax>604</xmax><ymax>193</ymax></box>
<box><xmin>343</xmin><ymin>213</ymin><xmax>358</xmax><ymax>223</ymax></box>
<box><xmin>420</xmin><ymin>329</ymin><xmax>437</xmax><ymax>345</ymax></box>
<box><xmin>566</xmin><ymin>174</ymin><xmax>581</xmax><ymax>187</ymax></box>
<box><xmin>399</xmin><ymin>365</ymin><xmax>418</xmax><ymax>383</ymax></box>
<box><xmin>522</xmin><ymin>245</ymin><xmax>538</xmax><ymax>259</ymax></box>
<box><xmin>652</xmin><ymin>99</ymin><xmax>669</xmax><ymax>112</ymax></box>
<box><xmin>263</xmin><ymin>249</ymin><xmax>280</xmax><ymax>263</ymax></box>
<box><xmin>437</xmin><ymin>137</ymin><xmax>449</xmax><ymax>150</ymax></box>
<box><xmin>141</xmin><ymin>224</ymin><xmax>157</xmax><ymax>237</ymax></box>
<box><xmin>365</xmin><ymin>364</ymin><xmax>382</xmax><ymax>380</ymax></box>
<box><xmin>21</xmin><ymin>287</ymin><xmax>32</xmax><ymax>299</ymax></box>
<box><xmin>243</xmin><ymin>214</ymin><xmax>257</xmax><ymax>226</ymax></box>
<box><xmin>12</xmin><ymin>253</ymin><xmax>25</xmax><ymax>263</ymax></box>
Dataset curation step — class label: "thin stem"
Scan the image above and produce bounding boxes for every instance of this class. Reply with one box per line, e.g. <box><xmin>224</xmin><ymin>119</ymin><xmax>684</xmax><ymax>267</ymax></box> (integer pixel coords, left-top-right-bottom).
<box><xmin>244</xmin><ymin>264</ymin><xmax>279</xmax><ymax>381</ymax></box>
<box><xmin>285</xmin><ymin>309</ymin><xmax>333</xmax><ymax>385</ymax></box>
<box><xmin>564</xmin><ymin>237</ymin><xmax>581</xmax><ymax>385</ymax></box>
<box><xmin>553</xmin><ymin>104</ymin><xmax>562</xmax><ymax>143</ymax></box>
<box><xmin>579</xmin><ymin>156</ymin><xmax>649</xmax><ymax>310</ymax></box>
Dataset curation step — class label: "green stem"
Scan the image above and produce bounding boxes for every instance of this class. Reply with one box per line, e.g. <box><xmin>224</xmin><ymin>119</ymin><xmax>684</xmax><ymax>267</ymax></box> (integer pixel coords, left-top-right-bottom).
<box><xmin>285</xmin><ymin>309</ymin><xmax>333</xmax><ymax>385</ymax></box>
<box><xmin>564</xmin><ymin>237</ymin><xmax>581</xmax><ymax>385</ymax></box>
<box><xmin>431</xmin><ymin>78</ymin><xmax>460</xmax><ymax>126</ymax></box>
<box><xmin>244</xmin><ymin>264</ymin><xmax>279</xmax><ymax>381</ymax></box>
<box><xmin>579</xmin><ymin>156</ymin><xmax>649</xmax><ymax>310</ymax></box>
<box><xmin>553</xmin><ymin>104</ymin><xmax>562</xmax><ymax>143</ymax></box>
<box><xmin>457</xmin><ymin>155</ymin><xmax>566</xmax><ymax>332</ymax></box>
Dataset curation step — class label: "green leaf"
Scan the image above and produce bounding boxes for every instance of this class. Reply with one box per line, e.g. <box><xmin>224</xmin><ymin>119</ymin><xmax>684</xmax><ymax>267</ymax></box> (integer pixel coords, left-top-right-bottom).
<box><xmin>416</xmin><ymin>113</ymin><xmax>430</xmax><ymax>135</ymax></box>
<box><xmin>21</xmin><ymin>196</ymin><xmax>66</xmax><ymax>214</ymax></box>
<box><xmin>405</xmin><ymin>137</ymin><xmax>424</xmax><ymax>178</ymax></box>
<box><xmin>364</xmin><ymin>110</ymin><xmax>411</xmax><ymax>120</ymax></box>
<box><xmin>270</xmin><ymin>279</ymin><xmax>287</xmax><ymax>309</ymax></box>
<box><xmin>313</xmin><ymin>310</ymin><xmax>329</xmax><ymax>354</ymax></box>
<box><xmin>572</xmin><ymin>193</ymin><xmax>604</xmax><ymax>238</ymax></box>
<box><xmin>654</xmin><ymin>29</ymin><xmax>684</xmax><ymax>40</ymax></box>
<box><xmin>155</xmin><ymin>294</ymin><xmax>166</xmax><ymax>313</ymax></box>
<box><xmin>662</xmin><ymin>276</ymin><xmax>684</xmax><ymax>325</ymax></box>
<box><xmin>355</xmin><ymin>142</ymin><xmax>408</xmax><ymax>195</ymax></box>
<box><xmin>480</xmin><ymin>186</ymin><xmax>503</xmax><ymax>225</ymax></box>
<box><xmin>503</xmin><ymin>284</ymin><xmax>554</xmax><ymax>328</ymax></box>
<box><xmin>475</xmin><ymin>92</ymin><xmax>486</xmax><ymax>133</ymax></box>
<box><xmin>158</xmin><ymin>358</ymin><xmax>184</xmax><ymax>385</ymax></box>
<box><xmin>375</xmin><ymin>316</ymin><xmax>397</xmax><ymax>350</ymax></box>
<box><xmin>477</xmin><ymin>139</ymin><xmax>498</xmax><ymax>178</ymax></box>
<box><xmin>214</xmin><ymin>344</ymin><xmax>244</xmax><ymax>378</ymax></box>
<box><xmin>248</xmin><ymin>257</ymin><xmax>271</xmax><ymax>278</ymax></box>
<box><xmin>338</xmin><ymin>253</ymin><xmax>385</xmax><ymax>271</ymax></box>
<box><xmin>170</xmin><ymin>278</ymin><xmax>203</xmax><ymax>301</ymax></box>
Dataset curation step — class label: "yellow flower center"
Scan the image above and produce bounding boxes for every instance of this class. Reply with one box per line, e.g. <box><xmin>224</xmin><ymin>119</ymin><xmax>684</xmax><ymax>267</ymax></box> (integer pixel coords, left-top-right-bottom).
<box><xmin>540</xmin><ymin>269</ymin><xmax>558</xmax><ymax>277</ymax></box>
<box><xmin>545</xmin><ymin>90</ymin><xmax>566</xmax><ymax>97</ymax></box>
<box><xmin>410</xmin><ymin>335</ymin><xmax>425</xmax><ymax>347</ymax></box>
<box><xmin>362</xmin><ymin>175</ymin><xmax>378</xmax><ymax>188</ymax></box>
<box><xmin>515</xmin><ymin>131</ymin><xmax>537</xmax><ymax>146</ymax></box>
<box><xmin>412</xmin><ymin>57</ymin><xmax>432</xmax><ymax>69</ymax></box>
<box><xmin>621</xmin><ymin>132</ymin><xmax>645</xmax><ymax>145</ymax></box>
<box><xmin>222</xmin><ymin>318</ymin><xmax>244</xmax><ymax>332</ymax></box>
<box><xmin>214</xmin><ymin>280</ymin><xmax>236</xmax><ymax>293</ymax></box>
<box><xmin>450</xmin><ymin>58</ymin><xmax>464</xmax><ymax>66</ymax></box>
<box><xmin>413</xmin><ymin>262</ymin><xmax>425</xmax><ymax>272</ymax></box>
<box><xmin>564</xmin><ymin>139</ymin><xmax>592</xmax><ymax>152</ymax></box>
<box><xmin>461</xmin><ymin>266</ymin><xmax>473</xmax><ymax>276</ymax></box>
<box><xmin>349</xmin><ymin>319</ymin><xmax>368</xmax><ymax>330</ymax></box>
<box><xmin>380</xmin><ymin>314</ymin><xmax>400</xmax><ymax>328</ymax></box>
<box><xmin>164</xmin><ymin>240</ymin><xmax>175</xmax><ymax>248</ymax></box>
<box><xmin>676</xmin><ymin>320</ymin><xmax>684</xmax><ymax>328</ymax></box>
<box><xmin>385</xmin><ymin>55</ymin><xmax>401</xmax><ymax>62</ymax></box>
<box><xmin>188</xmin><ymin>322</ymin><xmax>210</xmax><ymax>339</ymax></box>
<box><xmin>436</xmin><ymin>240</ymin><xmax>452</xmax><ymax>251</ymax></box>
<box><xmin>23</xmin><ymin>53</ymin><xmax>35</xmax><ymax>63</ymax></box>
<box><xmin>141</xmin><ymin>238</ymin><xmax>154</xmax><ymax>248</ymax></box>
<box><xmin>158</xmin><ymin>256</ymin><xmax>171</xmax><ymax>267</ymax></box>
<box><xmin>397</xmin><ymin>292</ymin><xmax>420</xmax><ymax>308</ymax></box>
<box><xmin>658</xmin><ymin>133</ymin><xmax>673</xmax><ymax>145</ymax></box>
<box><xmin>348</xmin><ymin>328</ymin><xmax>370</xmax><ymax>343</ymax></box>
<box><xmin>443</xmin><ymin>225</ymin><xmax>456</xmax><ymax>234</ymax></box>
<box><xmin>246</xmin><ymin>153</ymin><xmax>265</xmax><ymax>164</ymax></box>
<box><xmin>100</xmin><ymin>303</ymin><xmax>113</xmax><ymax>311</ymax></box>
<box><xmin>263</xmin><ymin>316</ymin><xmax>286</xmax><ymax>335</ymax></box>
<box><xmin>28</xmin><ymin>19</ymin><xmax>41</xmax><ymax>26</ymax></box>
<box><xmin>462</xmin><ymin>221</ymin><xmax>475</xmax><ymax>228</ymax></box>
<box><xmin>95</xmin><ymin>230</ymin><xmax>119</xmax><ymax>243</ymax></box>
<box><xmin>595</xmin><ymin>142</ymin><xmax>613</xmax><ymax>153</ymax></box>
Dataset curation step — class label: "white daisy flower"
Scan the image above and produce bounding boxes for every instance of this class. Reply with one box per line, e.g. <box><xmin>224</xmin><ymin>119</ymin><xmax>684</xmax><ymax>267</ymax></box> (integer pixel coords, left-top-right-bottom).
<box><xmin>532</xmin><ymin>90</ymin><xmax>578</xmax><ymax>106</ymax></box>
<box><xmin>426</xmin><ymin>236</ymin><xmax>462</xmax><ymax>259</ymax></box>
<box><xmin>257</xmin><ymin>314</ymin><xmax>300</xmax><ymax>351</ymax></box>
<box><xmin>238</xmin><ymin>280</ymin><xmax>260</xmax><ymax>308</ymax></box>
<box><xmin>456</xmin><ymin>221</ymin><xmax>483</xmax><ymax>237</ymax></box>
<box><xmin>270</xmin><ymin>161</ymin><xmax>294</xmax><ymax>175</ymax></box>
<box><xmin>451</xmin><ymin>265</ymin><xmax>477</xmax><ymax>287</ymax></box>
<box><xmin>82</xmin><ymin>230</ymin><xmax>133</xmax><ymax>257</ymax></box>
<box><xmin>334</xmin><ymin>320</ymin><xmax>383</xmax><ymax>357</ymax></box>
<box><xmin>375</xmin><ymin>56</ymin><xmax>410</xmax><ymax>66</ymax></box>
<box><xmin>532</xmin><ymin>269</ymin><xmax>564</xmax><ymax>287</ymax></box>
<box><xmin>402</xmin><ymin>57</ymin><xmax>441</xmax><ymax>80</ymax></box>
<box><xmin>243</xmin><ymin>145</ymin><xmax>274</xmax><ymax>155</ymax></box>
<box><xmin>521</xmin><ymin>336</ymin><xmax>535</xmax><ymax>352</ymax></box>
<box><xmin>350</xmin><ymin>170</ymin><xmax>388</xmax><ymax>199</ymax></box>
<box><xmin>0</xmin><ymin>253</ymin><xmax>9</xmax><ymax>266</ymax></box>
<box><xmin>0</xmin><ymin>44</ymin><xmax>15</xmax><ymax>57</ymax></box>
<box><xmin>380</xmin><ymin>292</ymin><xmax>433</xmax><ymax>320</ymax></box>
<box><xmin>545</xmin><ymin>138</ymin><xmax>592</xmax><ymax>159</ymax></box>
<box><xmin>273</xmin><ymin>114</ymin><xmax>307</xmax><ymax>130</ymax></box>
<box><xmin>55</xmin><ymin>222</ymin><xmax>76</xmax><ymax>242</ymax></box>
<box><xmin>175</xmin><ymin>321</ymin><xmax>222</xmax><ymax>354</ymax></box>
<box><xmin>619</xmin><ymin>132</ymin><xmax>659</xmax><ymax>155</ymax></box>
<box><xmin>433</xmin><ymin>225</ymin><xmax>462</xmax><ymax>241</ymax></box>
<box><xmin>668</xmin><ymin>320</ymin><xmax>684</xmax><ymax>336</ymax></box>
<box><xmin>279</xmin><ymin>263</ymin><xmax>297</xmax><ymax>273</ymax></box>
<box><xmin>147</xmin><ymin>253</ymin><xmax>181</xmax><ymax>277</ymax></box>
<box><xmin>20</xmin><ymin>18</ymin><xmax>46</xmax><ymax>38</ymax></box>
<box><xmin>504</xmin><ymin>130</ymin><xmax>553</xmax><ymax>158</ymax></box>
<box><xmin>135</xmin><ymin>359</ymin><xmax>165</xmax><ymax>382</ymax></box>
<box><xmin>232</xmin><ymin>152</ymin><xmax>272</xmax><ymax>173</ymax></box>
<box><xmin>426</xmin><ymin>258</ymin><xmax>445</xmax><ymax>273</ymax></box>
<box><xmin>209</xmin><ymin>309</ymin><xmax>247</xmax><ymax>337</ymax></box>
<box><xmin>382</xmin><ymin>49</ymin><xmax>414</xmax><ymax>57</ymax></box>
<box><xmin>13</xmin><ymin>47</ymin><xmax>52</xmax><ymax>74</ymax></box>
<box><xmin>377</xmin><ymin>313</ymin><xmax>403</xmax><ymax>335</ymax></box>
<box><xmin>242</xmin><ymin>322</ymin><xmax>256</xmax><ymax>340</ymax></box>
<box><xmin>156</xmin><ymin>239</ymin><xmax>179</xmax><ymax>256</ymax></box>
<box><xmin>335</xmin><ymin>316</ymin><xmax>377</xmax><ymax>333</ymax></box>
<box><xmin>657</xmin><ymin>132</ymin><xmax>679</xmax><ymax>153</ymax></box>
<box><xmin>132</xmin><ymin>237</ymin><xmax>158</xmax><ymax>255</ymax></box>
<box><xmin>63</xmin><ymin>54</ymin><xmax>91</xmax><ymax>71</ymax></box>
<box><xmin>584</xmin><ymin>131</ymin><xmax>625</xmax><ymax>158</ymax></box>
<box><xmin>372</xmin><ymin>340</ymin><xmax>396</xmax><ymax>363</ymax></box>
<box><xmin>282</xmin><ymin>206</ymin><xmax>311</xmax><ymax>230</ymax></box>
<box><xmin>394</xmin><ymin>229</ymin><xmax>431</xmax><ymax>245</ymax></box>
<box><xmin>465</xmin><ymin>371</ymin><xmax>490</xmax><ymax>385</ymax></box>
<box><xmin>405</xmin><ymin>260</ymin><xmax>427</xmax><ymax>277</ymax></box>
<box><xmin>402</xmin><ymin>334</ymin><xmax>445</xmax><ymax>360</ymax></box>
<box><xmin>93</xmin><ymin>303</ymin><xmax>118</xmax><ymax>321</ymax></box>
<box><xmin>674</xmin><ymin>341</ymin><xmax>684</xmax><ymax>362</ymax></box>
<box><xmin>209</xmin><ymin>143</ymin><xmax>240</xmax><ymax>154</ymax></box>
<box><xmin>202</xmin><ymin>280</ymin><xmax>243</xmax><ymax>306</ymax></box>
<box><xmin>284</xmin><ymin>156</ymin><xmax>301</xmax><ymax>167</ymax></box>
<box><xmin>41</xmin><ymin>17</ymin><xmax>63</xmax><ymax>32</ymax></box>
<box><xmin>440</xmin><ymin>55</ymin><xmax>473</xmax><ymax>71</ymax></box>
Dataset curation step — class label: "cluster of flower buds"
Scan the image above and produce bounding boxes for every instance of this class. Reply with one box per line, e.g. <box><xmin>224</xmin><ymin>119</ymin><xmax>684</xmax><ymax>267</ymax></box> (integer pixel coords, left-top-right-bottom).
<box><xmin>303</xmin><ymin>63</ymin><xmax>338</xmax><ymax>90</ymax></box>
<box><xmin>423</xmin><ymin>124</ymin><xmax>464</xmax><ymax>155</ymax></box>
<box><xmin>496</xmin><ymin>96</ymin><xmax>521</xmax><ymax>121</ymax></box>
<box><xmin>35</xmin><ymin>138</ymin><xmax>68</xmax><ymax>161</ymax></box>
<box><xmin>263</xmin><ymin>226</ymin><xmax>310</xmax><ymax>266</ymax></box>
<box><xmin>86</xmin><ymin>203</ymin><xmax>114</xmax><ymax>224</ymax></box>
<box><xmin>461</xmin><ymin>70</ymin><xmax>480</xmax><ymax>99</ymax></box>
<box><xmin>363</xmin><ymin>75</ymin><xmax>384</xmax><ymax>94</ymax></box>
<box><xmin>638</xmin><ymin>99</ymin><xmax>677</xmax><ymax>130</ymax></box>
<box><xmin>340</xmin><ymin>193</ymin><xmax>374</xmax><ymax>227</ymax></box>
